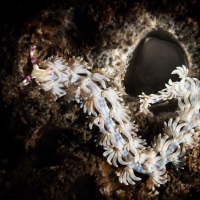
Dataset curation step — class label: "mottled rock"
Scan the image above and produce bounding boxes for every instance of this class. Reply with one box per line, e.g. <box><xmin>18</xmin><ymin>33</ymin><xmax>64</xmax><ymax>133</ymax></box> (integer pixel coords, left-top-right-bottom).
<box><xmin>0</xmin><ymin>1</ymin><xmax>200</xmax><ymax>200</ymax></box>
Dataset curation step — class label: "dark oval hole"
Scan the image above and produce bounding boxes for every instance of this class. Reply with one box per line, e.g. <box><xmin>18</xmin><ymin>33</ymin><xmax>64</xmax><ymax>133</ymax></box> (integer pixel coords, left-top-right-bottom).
<box><xmin>123</xmin><ymin>30</ymin><xmax>188</xmax><ymax>97</ymax></box>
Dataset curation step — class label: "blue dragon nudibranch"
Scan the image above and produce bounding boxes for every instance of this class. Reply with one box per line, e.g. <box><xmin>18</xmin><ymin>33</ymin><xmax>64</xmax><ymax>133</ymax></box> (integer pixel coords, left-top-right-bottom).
<box><xmin>23</xmin><ymin>46</ymin><xmax>200</xmax><ymax>191</ymax></box>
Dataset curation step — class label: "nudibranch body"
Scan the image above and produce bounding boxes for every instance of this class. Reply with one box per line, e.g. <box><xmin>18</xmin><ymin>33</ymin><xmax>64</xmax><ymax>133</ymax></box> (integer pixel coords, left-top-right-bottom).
<box><xmin>23</xmin><ymin>46</ymin><xmax>200</xmax><ymax>192</ymax></box>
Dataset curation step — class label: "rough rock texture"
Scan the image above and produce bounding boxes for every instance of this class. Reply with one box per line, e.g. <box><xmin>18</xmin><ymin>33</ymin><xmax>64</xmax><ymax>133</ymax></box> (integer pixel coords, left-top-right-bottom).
<box><xmin>0</xmin><ymin>0</ymin><xmax>200</xmax><ymax>199</ymax></box>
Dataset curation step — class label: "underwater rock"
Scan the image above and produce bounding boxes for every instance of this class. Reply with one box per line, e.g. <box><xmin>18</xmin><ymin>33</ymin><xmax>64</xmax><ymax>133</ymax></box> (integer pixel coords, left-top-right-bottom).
<box><xmin>0</xmin><ymin>1</ymin><xmax>200</xmax><ymax>200</ymax></box>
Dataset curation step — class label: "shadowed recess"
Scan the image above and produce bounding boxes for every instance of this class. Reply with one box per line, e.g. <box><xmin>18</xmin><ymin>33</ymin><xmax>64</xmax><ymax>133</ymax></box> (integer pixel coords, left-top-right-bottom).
<box><xmin>124</xmin><ymin>30</ymin><xmax>188</xmax><ymax>96</ymax></box>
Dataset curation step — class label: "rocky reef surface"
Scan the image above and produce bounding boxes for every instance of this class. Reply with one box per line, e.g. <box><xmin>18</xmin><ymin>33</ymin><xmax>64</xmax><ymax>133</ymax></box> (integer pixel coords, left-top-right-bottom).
<box><xmin>0</xmin><ymin>0</ymin><xmax>200</xmax><ymax>199</ymax></box>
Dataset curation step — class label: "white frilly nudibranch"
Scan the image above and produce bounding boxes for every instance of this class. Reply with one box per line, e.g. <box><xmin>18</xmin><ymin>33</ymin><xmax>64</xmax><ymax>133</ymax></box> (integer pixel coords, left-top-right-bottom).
<box><xmin>22</xmin><ymin>45</ymin><xmax>200</xmax><ymax>192</ymax></box>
